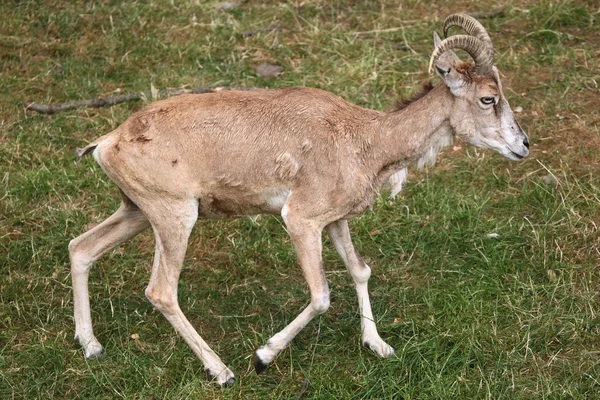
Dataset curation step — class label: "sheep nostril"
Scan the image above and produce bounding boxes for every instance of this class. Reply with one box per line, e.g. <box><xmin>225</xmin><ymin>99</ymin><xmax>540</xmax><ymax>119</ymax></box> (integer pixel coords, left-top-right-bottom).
<box><xmin>523</xmin><ymin>139</ymin><xmax>530</xmax><ymax>149</ymax></box>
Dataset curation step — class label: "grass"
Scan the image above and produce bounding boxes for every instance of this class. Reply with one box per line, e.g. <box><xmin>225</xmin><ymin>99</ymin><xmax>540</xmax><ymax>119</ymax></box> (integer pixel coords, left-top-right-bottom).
<box><xmin>1</xmin><ymin>0</ymin><xmax>599</xmax><ymax>398</ymax></box>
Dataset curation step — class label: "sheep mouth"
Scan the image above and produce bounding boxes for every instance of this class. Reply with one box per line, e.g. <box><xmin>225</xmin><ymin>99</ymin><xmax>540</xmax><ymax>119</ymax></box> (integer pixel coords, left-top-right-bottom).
<box><xmin>509</xmin><ymin>151</ymin><xmax>524</xmax><ymax>160</ymax></box>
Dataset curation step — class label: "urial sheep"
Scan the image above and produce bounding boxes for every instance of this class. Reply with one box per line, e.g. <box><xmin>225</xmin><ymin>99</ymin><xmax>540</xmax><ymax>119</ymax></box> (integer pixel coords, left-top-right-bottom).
<box><xmin>69</xmin><ymin>14</ymin><xmax>529</xmax><ymax>385</ymax></box>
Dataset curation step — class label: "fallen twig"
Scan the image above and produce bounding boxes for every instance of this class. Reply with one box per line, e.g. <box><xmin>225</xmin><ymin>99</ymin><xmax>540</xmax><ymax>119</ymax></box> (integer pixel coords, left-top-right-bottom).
<box><xmin>24</xmin><ymin>86</ymin><xmax>255</xmax><ymax>114</ymax></box>
<box><xmin>467</xmin><ymin>7</ymin><xmax>505</xmax><ymax>19</ymax></box>
<box><xmin>351</xmin><ymin>21</ymin><xmax>421</xmax><ymax>36</ymax></box>
<box><xmin>295</xmin><ymin>379</ymin><xmax>309</xmax><ymax>400</ymax></box>
<box><xmin>399</xmin><ymin>25</ymin><xmax>419</xmax><ymax>56</ymax></box>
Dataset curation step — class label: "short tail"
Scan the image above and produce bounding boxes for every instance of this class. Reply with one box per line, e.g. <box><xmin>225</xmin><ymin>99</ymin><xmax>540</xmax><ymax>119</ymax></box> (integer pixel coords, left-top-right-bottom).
<box><xmin>75</xmin><ymin>132</ymin><xmax>116</xmax><ymax>158</ymax></box>
<box><xmin>75</xmin><ymin>143</ymin><xmax>98</xmax><ymax>157</ymax></box>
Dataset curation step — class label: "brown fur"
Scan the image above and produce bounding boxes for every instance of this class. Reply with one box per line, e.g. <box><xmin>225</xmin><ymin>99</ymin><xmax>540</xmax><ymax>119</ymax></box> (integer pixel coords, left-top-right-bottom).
<box><xmin>455</xmin><ymin>61</ymin><xmax>474</xmax><ymax>75</ymax></box>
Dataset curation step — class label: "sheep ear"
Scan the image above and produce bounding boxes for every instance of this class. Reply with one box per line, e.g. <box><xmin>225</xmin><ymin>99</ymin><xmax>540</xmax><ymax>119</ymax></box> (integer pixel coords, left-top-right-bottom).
<box><xmin>433</xmin><ymin>31</ymin><xmax>442</xmax><ymax>47</ymax></box>
<box><xmin>432</xmin><ymin>32</ymin><xmax>465</xmax><ymax>94</ymax></box>
<box><xmin>433</xmin><ymin>61</ymin><xmax>467</xmax><ymax>95</ymax></box>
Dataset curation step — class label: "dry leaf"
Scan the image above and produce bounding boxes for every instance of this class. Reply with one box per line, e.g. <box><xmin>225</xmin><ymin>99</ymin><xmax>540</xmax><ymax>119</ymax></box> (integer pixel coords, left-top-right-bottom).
<box><xmin>255</xmin><ymin>63</ymin><xmax>282</xmax><ymax>78</ymax></box>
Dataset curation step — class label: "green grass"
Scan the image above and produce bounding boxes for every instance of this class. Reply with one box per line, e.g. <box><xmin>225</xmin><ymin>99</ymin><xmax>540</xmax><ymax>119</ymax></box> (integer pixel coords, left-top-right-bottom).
<box><xmin>1</xmin><ymin>0</ymin><xmax>599</xmax><ymax>398</ymax></box>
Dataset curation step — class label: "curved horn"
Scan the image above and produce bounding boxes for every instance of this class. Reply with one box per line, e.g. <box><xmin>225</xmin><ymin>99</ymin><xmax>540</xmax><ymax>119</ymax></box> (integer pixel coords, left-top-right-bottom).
<box><xmin>443</xmin><ymin>14</ymin><xmax>492</xmax><ymax>46</ymax></box>
<box><xmin>442</xmin><ymin>14</ymin><xmax>494</xmax><ymax>72</ymax></box>
<box><xmin>428</xmin><ymin>35</ymin><xmax>493</xmax><ymax>75</ymax></box>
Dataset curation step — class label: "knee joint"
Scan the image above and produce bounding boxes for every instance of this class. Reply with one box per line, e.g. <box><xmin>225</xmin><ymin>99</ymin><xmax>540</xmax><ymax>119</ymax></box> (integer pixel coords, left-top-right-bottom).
<box><xmin>353</xmin><ymin>263</ymin><xmax>371</xmax><ymax>284</ymax></box>
<box><xmin>69</xmin><ymin>239</ymin><xmax>93</xmax><ymax>272</ymax></box>
<box><xmin>145</xmin><ymin>286</ymin><xmax>174</xmax><ymax>311</ymax></box>
<box><xmin>68</xmin><ymin>238</ymin><xmax>81</xmax><ymax>259</ymax></box>
<box><xmin>145</xmin><ymin>287</ymin><xmax>176</xmax><ymax>311</ymax></box>
<box><xmin>312</xmin><ymin>293</ymin><xmax>330</xmax><ymax>315</ymax></box>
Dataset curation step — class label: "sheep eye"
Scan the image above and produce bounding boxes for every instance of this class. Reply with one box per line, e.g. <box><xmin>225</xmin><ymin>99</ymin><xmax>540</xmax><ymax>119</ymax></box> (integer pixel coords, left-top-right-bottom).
<box><xmin>481</xmin><ymin>96</ymin><xmax>496</xmax><ymax>105</ymax></box>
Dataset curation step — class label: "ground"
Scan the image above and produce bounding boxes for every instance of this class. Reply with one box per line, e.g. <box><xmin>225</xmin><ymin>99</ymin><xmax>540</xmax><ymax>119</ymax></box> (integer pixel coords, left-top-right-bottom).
<box><xmin>1</xmin><ymin>0</ymin><xmax>599</xmax><ymax>398</ymax></box>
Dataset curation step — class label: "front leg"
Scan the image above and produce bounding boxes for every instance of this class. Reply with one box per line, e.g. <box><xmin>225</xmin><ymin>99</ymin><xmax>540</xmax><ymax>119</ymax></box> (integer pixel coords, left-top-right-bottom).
<box><xmin>254</xmin><ymin>209</ymin><xmax>330</xmax><ymax>373</ymax></box>
<box><xmin>326</xmin><ymin>220</ymin><xmax>395</xmax><ymax>357</ymax></box>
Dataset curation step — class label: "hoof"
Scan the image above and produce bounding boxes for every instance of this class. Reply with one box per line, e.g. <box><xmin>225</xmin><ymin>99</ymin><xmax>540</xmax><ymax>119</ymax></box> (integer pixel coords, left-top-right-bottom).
<box><xmin>76</xmin><ymin>334</ymin><xmax>104</xmax><ymax>360</ymax></box>
<box><xmin>83</xmin><ymin>343</ymin><xmax>104</xmax><ymax>360</ymax></box>
<box><xmin>206</xmin><ymin>368</ymin><xmax>236</xmax><ymax>386</ymax></box>
<box><xmin>363</xmin><ymin>340</ymin><xmax>395</xmax><ymax>358</ymax></box>
<box><xmin>223</xmin><ymin>377</ymin><xmax>236</xmax><ymax>387</ymax></box>
<box><xmin>253</xmin><ymin>352</ymin><xmax>269</xmax><ymax>375</ymax></box>
<box><xmin>85</xmin><ymin>348</ymin><xmax>105</xmax><ymax>360</ymax></box>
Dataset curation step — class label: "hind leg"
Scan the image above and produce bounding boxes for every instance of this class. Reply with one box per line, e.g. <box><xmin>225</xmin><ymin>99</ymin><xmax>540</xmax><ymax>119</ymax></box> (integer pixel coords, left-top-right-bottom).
<box><xmin>142</xmin><ymin>199</ymin><xmax>235</xmax><ymax>386</ymax></box>
<box><xmin>69</xmin><ymin>197</ymin><xmax>149</xmax><ymax>358</ymax></box>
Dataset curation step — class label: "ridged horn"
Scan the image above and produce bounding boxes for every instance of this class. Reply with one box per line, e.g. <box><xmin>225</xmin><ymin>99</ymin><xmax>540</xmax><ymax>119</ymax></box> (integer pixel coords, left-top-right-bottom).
<box><xmin>443</xmin><ymin>14</ymin><xmax>492</xmax><ymax>46</ymax></box>
<box><xmin>441</xmin><ymin>14</ymin><xmax>494</xmax><ymax>73</ymax></box>
<box><xmin>428</xmin><ymin>35</ymin><xmax>493</xmax><ymax>75</ymax></box>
